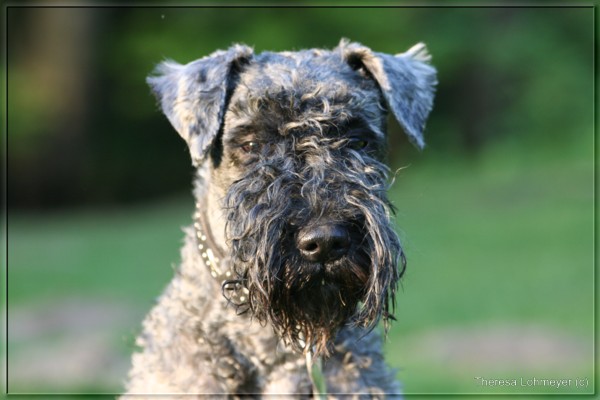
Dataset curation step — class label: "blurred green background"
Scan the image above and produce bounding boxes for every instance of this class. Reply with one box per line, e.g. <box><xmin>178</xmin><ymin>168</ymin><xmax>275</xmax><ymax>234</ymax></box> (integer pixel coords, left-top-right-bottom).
<box><xmin>6</xmin><ymin>6</ymin><xmax>594</xmax><ymax>396</ymax></box>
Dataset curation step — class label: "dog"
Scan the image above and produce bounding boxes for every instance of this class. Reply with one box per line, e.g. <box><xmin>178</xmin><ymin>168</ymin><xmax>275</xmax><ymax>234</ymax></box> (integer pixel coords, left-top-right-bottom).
<box><xmin>123</xmin><ymin>39</ymin><xmax>436</xmax><ymax>398</ymax></box>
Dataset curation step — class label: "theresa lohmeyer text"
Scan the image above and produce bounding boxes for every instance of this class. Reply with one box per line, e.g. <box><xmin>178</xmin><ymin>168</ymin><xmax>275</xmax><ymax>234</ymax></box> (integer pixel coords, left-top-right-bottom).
<box><xmin>474</xmin><ymin>376</ymin><xmax>589</xmax><ymax>389</ymax></box>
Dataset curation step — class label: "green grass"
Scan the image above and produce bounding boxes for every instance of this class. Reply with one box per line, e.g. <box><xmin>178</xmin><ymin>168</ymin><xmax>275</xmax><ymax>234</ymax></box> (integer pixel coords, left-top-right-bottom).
<box><xmin>8</xmin><ymin>196</ymin><xmax>194</xmax><ymax>308</ymax></box>
<box><xmin>389</xmin><ymin>140</ymin><xmax>593</xmax><ymax>334</ymax></box>
<box><xmin>8</xmin><ymin>139</ymin><xmax>594</xmax><ymax>395</ymax></box>
<box><xmin>384</xmin><ymin>139</ymin><xmax>593</xmax><ymax>394</ymax></box>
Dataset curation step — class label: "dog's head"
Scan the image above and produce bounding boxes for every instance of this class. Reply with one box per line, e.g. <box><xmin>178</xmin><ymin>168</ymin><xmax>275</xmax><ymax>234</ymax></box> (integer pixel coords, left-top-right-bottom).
<box><xmin>148</xmin><ymin>39</ymin><xmax>436</xmax><ymax>355</ymax></box>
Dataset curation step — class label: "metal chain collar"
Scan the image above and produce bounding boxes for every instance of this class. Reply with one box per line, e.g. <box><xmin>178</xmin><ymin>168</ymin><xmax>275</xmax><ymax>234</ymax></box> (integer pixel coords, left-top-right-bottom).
<box><xmin>193</xmin><ymin>204</ymin><xmax>249</xmax><ymax>306</ymax></box>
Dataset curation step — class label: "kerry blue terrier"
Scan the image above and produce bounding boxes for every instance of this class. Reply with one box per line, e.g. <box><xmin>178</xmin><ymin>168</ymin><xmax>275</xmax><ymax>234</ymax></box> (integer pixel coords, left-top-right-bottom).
<box><xmin>123</xmin><ymin>39</ymin><xmax>436</xmax><ymax>398</ymax></box>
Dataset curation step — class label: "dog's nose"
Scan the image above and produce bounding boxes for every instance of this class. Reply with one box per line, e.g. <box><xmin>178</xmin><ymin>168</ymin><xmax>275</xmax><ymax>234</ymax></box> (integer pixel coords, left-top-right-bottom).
<box><xmin>297</xmin><ymin>224</ymin><xmax>351</xmax><ymax>263</ymax></box>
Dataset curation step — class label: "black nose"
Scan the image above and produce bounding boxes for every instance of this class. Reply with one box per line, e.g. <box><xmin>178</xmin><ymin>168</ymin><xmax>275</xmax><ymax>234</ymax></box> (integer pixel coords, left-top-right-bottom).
<box><xmin>297</xmin><ymin>224</ymin><xmax>351</xmax><ymax>263</ymax></box>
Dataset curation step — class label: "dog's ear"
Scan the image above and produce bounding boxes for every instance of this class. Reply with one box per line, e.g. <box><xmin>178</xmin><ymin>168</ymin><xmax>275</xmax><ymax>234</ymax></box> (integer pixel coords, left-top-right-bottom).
<box><xmin>340</xmin><ymin>40</ymin><xmax>437</xmax><ymax>149</ymax></box>
<box><xmin>147</xmin><ymin>45</ymin><xmax>253</xmax><ymax>165</ymax></box>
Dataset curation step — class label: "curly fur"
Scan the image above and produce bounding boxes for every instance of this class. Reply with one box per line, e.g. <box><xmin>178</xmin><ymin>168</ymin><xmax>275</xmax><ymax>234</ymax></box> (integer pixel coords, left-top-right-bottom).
<box><xmin>223</xmin><ymin>133</ymin><xmax>404</xmax><ymax>356</ymax></box>
<box><xmin>123</xmin><ymin>39</ymin><xmax>436</xmax><ymax>398</ymax></box>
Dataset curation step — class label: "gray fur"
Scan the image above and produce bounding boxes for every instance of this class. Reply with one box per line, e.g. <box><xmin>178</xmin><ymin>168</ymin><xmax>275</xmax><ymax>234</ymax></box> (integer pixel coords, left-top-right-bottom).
<box><xmin>339</xmin><ymin>40</ymin><xmax>437</xmax><ymax>149</ymax></box>
<box><xmin>147</xmin><ymin>45</ymin><xmax>253</xmax><ymax>164</ymax></box>
<box><xmin>124</xmin><ymin>39</ymin><xmax>436</xmax><ymax>398</ymax></box>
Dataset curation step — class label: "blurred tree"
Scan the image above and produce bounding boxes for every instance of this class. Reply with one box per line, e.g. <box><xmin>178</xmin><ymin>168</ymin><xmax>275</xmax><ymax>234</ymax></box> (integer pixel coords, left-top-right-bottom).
<box><xmin>9</xmin><ymin>8</ymin><xmax>95</xmax><ymax>207</ymax></box>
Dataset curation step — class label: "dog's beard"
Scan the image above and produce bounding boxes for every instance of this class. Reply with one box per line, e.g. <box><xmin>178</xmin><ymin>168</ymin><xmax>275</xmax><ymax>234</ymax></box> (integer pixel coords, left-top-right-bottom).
<box><xmin>268</xmin><ymin>243</ymin><xmax>372</xmax><ymax>355</ymax></box>
<box><xmin>223</xmin><ymin>147</ymin><xmax>403</xmax><ymax>356</ymax></box>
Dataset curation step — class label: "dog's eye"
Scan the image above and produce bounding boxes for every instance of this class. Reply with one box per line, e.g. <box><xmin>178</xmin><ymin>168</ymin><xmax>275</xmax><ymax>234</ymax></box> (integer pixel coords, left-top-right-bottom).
<box><xmin>240</xmin><ymin>141</ymin><xmax>261</xmax><ymax>153</ymax></box>
<box><xmin>347</xmin><ymin>139</ymin><xmax>369</xmax><ymax>150</ymax></box>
